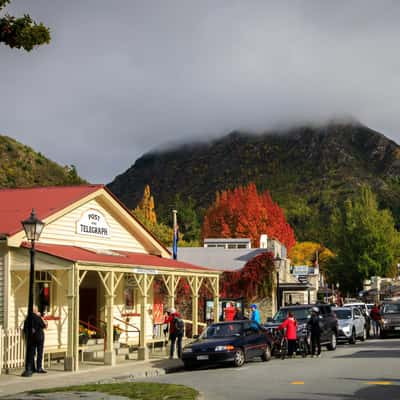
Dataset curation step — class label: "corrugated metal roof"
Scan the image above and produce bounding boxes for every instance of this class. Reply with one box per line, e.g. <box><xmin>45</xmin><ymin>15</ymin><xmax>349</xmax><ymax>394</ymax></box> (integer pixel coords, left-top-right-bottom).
<box><xmin>173</xmin><ymin>247</ymin><xmax>268</xmax><ymax>271</ymax></box>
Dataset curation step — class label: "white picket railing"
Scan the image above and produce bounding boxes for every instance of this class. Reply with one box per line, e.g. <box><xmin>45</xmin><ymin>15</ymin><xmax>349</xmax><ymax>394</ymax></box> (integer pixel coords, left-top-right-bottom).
<box><xmin>0</xmin><ymin>327</ymin><xmax>26</xmax><ymax>374</ymax></box>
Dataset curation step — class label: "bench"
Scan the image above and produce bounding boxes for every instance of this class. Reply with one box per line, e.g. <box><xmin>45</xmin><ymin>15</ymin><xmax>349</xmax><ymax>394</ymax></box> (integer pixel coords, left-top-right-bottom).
<box><xmin>43</xmin><ymin>347</ymin><xmax>67</xmax><ymax>368</ymax></box>
<box><xmin>147</xmin><ymin>337</ymin><xmax>168</xmax><ymax>353</ymax></box>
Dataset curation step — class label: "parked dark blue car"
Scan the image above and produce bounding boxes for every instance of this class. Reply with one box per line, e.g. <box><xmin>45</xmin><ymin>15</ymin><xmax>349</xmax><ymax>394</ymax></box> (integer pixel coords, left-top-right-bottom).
<box><xmin>181</xmin><ymin>320</ymin><xmax>273</xmax><ymax>369</ymax></box>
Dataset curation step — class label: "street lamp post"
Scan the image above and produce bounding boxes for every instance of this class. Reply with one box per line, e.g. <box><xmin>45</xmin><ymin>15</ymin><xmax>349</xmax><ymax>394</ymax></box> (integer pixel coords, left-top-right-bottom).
<box><xmin>21</xmin><ymin>209</ymin><xmax>44</xmax><ymax>377</ymax></box>
<box><xmin>274</xmin><ymin>257</ymin><xmax>283</xmax><ymax>311</ymax></box>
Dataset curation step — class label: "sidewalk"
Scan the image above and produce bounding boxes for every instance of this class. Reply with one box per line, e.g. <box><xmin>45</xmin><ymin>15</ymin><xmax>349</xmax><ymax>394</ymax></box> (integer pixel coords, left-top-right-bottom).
<box><xmin>0</xmin><ymin>358</ymin><xmax>184</xmax><ymax>398</ymax></box>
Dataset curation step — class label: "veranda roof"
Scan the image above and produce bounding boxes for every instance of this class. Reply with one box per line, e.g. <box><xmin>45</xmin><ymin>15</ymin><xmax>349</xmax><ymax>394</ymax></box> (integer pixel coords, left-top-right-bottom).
<box><xmin>22</xmin><ymin>242</ymin><xmax>218</xmax><ymax>273</ymax></box>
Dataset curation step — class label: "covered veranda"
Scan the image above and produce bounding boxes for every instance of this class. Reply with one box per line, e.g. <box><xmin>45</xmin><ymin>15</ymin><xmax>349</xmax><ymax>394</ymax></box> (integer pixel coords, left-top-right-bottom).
<box><xmin>11</xmin><ymin>243</ymin><xmax>221</xmax><ymax>372</ymax></box>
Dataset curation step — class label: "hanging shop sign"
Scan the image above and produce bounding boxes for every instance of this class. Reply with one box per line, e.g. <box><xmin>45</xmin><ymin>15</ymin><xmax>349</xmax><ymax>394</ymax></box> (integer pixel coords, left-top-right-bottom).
<box><xmin>76</xmin><ymin>209</ymin><xmax>110</xmax><ymax>237</ymax></box>
<box><xmin>291</xmin><ymin>265</ymin><xmax>315</xmax><ymax>276</ymax></box>
<box><xmin>132</xmin><ymin>268</ymin><xmax>159</xmax><ymax>275</ymax></box>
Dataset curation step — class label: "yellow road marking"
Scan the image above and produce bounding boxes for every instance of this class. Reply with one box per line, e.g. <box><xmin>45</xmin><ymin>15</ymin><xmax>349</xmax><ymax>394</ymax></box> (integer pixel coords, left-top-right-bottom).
<box><xmin>291</xmin><ymin>381</ymin><xmax>305</xmax><ymax>385</ymax></box>
<box><xmin>366</xmin><ymin>381</ymin><xmax>392</xmax><ymax>385</ymax></box>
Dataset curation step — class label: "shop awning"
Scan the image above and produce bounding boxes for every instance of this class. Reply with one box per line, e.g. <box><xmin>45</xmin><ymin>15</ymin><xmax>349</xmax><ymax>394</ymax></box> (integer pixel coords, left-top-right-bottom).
<box><xmin>280</xmin><ymin>282</ymin><xmax>314</xmax><ymax>291</ymax></box>
<box><xmin>21</xmin><ymin>242</ymin><xmax>219</xmax><ymax>273</ymax></box>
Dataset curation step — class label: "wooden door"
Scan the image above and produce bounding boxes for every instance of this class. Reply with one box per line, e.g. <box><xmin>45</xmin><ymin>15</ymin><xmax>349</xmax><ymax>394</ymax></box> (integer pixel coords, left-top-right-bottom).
<box><xmin>80</xmin><ymin>288</ymin><xmax>97</xmax><ymax>325</ymax></box>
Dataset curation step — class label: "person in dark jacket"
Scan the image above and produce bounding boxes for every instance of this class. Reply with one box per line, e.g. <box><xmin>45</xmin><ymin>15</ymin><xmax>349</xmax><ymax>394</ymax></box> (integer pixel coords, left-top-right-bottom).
<box><xmin>233</xmin><ymin>306</ymin><xmax>245</xmax><ymax>320</ymax></box>
<box><xmin>307</xmin><ymin>307</ymin><xmax>321</xmax><ymax>357</ymax></box>
<box><xmin>23</xmin><ymin>305</ymin><xmax>48</xmax><ymax>374</ymax></box>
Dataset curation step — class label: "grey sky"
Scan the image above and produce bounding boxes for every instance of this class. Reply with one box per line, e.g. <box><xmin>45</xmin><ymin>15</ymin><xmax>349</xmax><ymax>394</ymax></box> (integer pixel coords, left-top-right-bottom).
<box><xmin>1</xmin><ymin>1</ymin><xmax>399</xmax><ymax>183</ymax></box>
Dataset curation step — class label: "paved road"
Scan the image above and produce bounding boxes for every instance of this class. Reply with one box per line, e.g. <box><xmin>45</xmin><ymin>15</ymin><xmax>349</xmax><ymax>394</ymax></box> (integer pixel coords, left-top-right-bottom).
<box><xmin>144</xmin><ymin>338</ymin><xmax>400</xmax><ymax>400</ymax></box>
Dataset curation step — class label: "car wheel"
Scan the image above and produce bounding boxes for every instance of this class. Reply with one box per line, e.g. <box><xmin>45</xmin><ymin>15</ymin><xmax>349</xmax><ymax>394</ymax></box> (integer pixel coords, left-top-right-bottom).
<box><xmin>349</xmin><ymin>329</ymin><xmax>356</xmax><ymax>344</ymax></box>
<box><xmin>360</xmin><ymin>328</ymin><xmax>367</xmax><ymax>342</ymax></box>
<box><xmin>261</xmin><ymin>345</ymin><xmax>271</xmax><ymax>362</ymax></box>
<box><xmin>233</xmin><ymin>348</ymin><xmax>245</xmax><ymax>367</ymax></box>
<box><xmin>326</xmin><ymin>332</ymin><xmax>337</xmax><ymax>351</ymax></box>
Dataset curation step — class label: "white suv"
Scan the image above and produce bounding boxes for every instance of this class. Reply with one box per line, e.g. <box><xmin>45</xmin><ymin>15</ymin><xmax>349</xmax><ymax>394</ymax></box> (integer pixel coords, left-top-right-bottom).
<box><xmin>335</xmin><ymin>307</ymin><xmax>367</xmax><ymax>343</ymax></box>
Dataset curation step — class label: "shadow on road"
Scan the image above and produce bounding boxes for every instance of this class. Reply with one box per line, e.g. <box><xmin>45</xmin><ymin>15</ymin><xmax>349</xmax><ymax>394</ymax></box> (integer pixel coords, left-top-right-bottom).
<box><xmin>334</xmin><ymin>338</ymin><xmax>400</xmax><ymax>358</ymax></box>
<box><xmin>263</xmin><ymin>384</ymin><xmax>400</xmax><ymax>400</ymax></box>
<box><xmin>334</xmin><ymin>349</ymin><xmax>400</xmax><ymax>358</ymax></box>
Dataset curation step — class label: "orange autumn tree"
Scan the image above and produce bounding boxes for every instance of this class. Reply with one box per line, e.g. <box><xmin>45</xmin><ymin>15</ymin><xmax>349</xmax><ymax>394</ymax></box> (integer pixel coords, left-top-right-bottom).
<box><xmin>202</xmin><ymin>183</ymin><xmax>296</xmax><ymax>251</ymax></box>
<box><xmin>290</xmin><ymin>241</ymin><xmax>334</xmax><ymax>274</ymax></box>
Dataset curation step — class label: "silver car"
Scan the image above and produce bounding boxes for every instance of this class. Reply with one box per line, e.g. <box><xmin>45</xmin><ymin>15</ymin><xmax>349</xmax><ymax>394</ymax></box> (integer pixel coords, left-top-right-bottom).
<box><xmin>335</xmin><ymin>307</ymin><xmax>367</xmax><ymax>344</ymax></box>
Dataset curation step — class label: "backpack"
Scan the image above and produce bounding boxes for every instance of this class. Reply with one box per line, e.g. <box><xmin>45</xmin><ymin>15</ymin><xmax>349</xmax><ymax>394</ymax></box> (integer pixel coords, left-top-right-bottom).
<box><xmin>173</xmin><ymin>316</ymin><xmax>184</xmax><ymax>335</ymax></box>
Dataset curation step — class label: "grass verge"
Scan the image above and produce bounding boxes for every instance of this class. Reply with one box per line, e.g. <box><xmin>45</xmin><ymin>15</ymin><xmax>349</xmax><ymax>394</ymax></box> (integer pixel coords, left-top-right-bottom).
<box><xmin>32</xmin><ymin>382</ymin><xmax>199</xmax><ymax>400</ymax></box>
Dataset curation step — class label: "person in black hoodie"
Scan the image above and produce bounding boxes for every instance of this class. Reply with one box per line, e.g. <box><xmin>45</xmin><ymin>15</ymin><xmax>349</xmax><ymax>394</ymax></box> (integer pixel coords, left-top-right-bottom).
<box><xmin>23</xmin><ymin>305</ymin><xmax>48</xmax><ymax>374</ymax></box>
<box><xmin>307</xmin><ymin>307</ymin><xmax>321</xmax><ymax>357</ymax></box>
<box><xmin>233</xmin><ymin>306</ymin><xmax>246</xmax><ymax>320</ymax></box>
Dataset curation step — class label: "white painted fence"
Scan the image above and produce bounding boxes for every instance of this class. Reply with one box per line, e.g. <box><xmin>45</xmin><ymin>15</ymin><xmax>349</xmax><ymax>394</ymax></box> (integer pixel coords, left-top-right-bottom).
<box><xmin>0</xmin><ymin>327</ymin><xmax>26</xmax><ymax>374</ymax></box>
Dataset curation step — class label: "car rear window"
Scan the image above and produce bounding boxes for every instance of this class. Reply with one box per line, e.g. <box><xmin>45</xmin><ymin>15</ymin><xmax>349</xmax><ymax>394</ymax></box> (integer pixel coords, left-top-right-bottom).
<box><xmin>335</xmin><ymin>309</ymin><xmax>352</xmax><ymax>319</ymax></box>
<box><xmin>382</xmin><ymin>303</ymin><xmax>400</xmax><ymax>314</ymax></box>
<box><xmin>272</xmin><ymin>307</ymin><xmax>311</xmax><ymax>323</ymax></box>
<box><xmin>202</xmin><ymin>323</ymin><xmax>242</xmax><ymax>338</ymax></box>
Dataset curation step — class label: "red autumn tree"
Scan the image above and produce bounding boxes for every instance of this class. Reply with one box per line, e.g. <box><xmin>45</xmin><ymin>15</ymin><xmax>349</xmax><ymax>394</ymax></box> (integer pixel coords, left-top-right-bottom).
<box><xmin>202</xmin><ymin>183</ymin><xmax>296</xmax><ymax>251</ymax></box>
<box><xmin>221</xmin><ymin>252</ymin><xmax>275</xmax><ymax>302</ymax></box>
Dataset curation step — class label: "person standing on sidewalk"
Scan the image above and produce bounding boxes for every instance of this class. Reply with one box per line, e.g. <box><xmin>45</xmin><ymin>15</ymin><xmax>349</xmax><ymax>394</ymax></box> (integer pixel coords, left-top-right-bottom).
<box><xmin>370</xmin><ymin>303</ymin><xmax>381</xmax><ymax>337</ymax></box>
<box><xmin>307</xmin><ymin>307</ymin><xmax>321</xmax><ymax>357</ymax></box>
<box><xmin>164</xmin><ymin>308</ymin><xmax>184</xmax><ymax>359</ymax></box>
<box><xmin>23</xmin><ymin>305</ymin><xmax>48</xmax><ymax>373</ymax></box>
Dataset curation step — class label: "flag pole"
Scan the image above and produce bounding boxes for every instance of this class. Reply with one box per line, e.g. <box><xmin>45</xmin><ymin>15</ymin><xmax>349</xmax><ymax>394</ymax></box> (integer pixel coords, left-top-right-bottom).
<box><xmin>173</xmin><ymin>209</ymin><xmax>177</xmax><ymax>231</ymax></box>
<box><xmin>172</xmin><ymin>210</ymin><xmax>178</xmax><ymax>260</ymax></box>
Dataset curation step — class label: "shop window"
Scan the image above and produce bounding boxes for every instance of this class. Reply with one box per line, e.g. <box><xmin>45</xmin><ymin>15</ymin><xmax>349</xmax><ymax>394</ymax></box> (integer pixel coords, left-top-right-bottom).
<box><xmin>34</xmin><ymin>271</ymin><xmax>52</xmax><ymax>315</ymax></box>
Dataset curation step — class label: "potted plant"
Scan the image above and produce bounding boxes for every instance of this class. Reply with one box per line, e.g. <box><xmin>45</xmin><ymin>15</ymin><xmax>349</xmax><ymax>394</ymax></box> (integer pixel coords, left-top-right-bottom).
<box><xmin>113</xmin><ymin>324</ymin><xmax>122</xmax><ymax>341</ymax></box>
<box><xmin>79</xmin><ymin>325</ymin><xmax>95</xmax><ymax>345</ymax></box>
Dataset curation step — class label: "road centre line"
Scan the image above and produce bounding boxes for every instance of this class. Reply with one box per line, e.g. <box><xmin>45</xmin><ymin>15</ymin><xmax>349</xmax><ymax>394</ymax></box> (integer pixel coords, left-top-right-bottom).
<box><xmin>366</xmin><ymin>381</ymin><xmax>393</xmax><ymax>385</ymax></box>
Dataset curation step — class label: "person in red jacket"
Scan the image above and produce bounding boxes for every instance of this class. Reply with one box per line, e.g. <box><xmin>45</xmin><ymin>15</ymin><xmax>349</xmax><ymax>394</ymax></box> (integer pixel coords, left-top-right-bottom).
<box><xmin>224</xmin><ymin>302</ymin><xmax>236</xmax><ymax>321</ymax></box>
<box><xmin>370</xmin><ymin>304</ymin><xmax>381</xmax><ymax>337</ymax></box>
<box><xmin>163</xmin><ymin>307</ymin><xmax>184</xmax><ymax>359</ymax></box>
<box><xmin>277</xmin><ymin>311</ymin><xmax>297</xmax><ymax>357</ymax></box>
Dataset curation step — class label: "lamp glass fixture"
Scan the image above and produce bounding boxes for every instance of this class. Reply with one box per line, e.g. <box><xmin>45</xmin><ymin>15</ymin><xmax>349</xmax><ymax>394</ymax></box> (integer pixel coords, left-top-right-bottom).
<box><xmin>21</xmin><ymin>209</ymin><xmax>44</xmax><ymax>241</ymax></box>
<box><xmin>273</xmin><ymin>256</ymin><xmax>282</xmax><ymax>272</ymax></box>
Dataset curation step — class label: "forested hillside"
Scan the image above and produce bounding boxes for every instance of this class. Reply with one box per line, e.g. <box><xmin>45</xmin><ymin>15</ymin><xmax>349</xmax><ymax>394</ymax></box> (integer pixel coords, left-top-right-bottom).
<box><xmin>0</xmin><ymin>135</ymin><xmax>85</xmax><ymax>187</ymax></box>
<box><xmin>108</xmin><ymin>123</ymin><xmax>400</xmax><ymax>245</ymax></box>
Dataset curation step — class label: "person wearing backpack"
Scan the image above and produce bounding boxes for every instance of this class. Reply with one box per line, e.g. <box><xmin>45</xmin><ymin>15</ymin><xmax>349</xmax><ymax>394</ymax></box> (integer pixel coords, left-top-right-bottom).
<box><xmin>164</xmin><ymin>307</ymin><xmax>184</xmax><ymax>359</ymax></box>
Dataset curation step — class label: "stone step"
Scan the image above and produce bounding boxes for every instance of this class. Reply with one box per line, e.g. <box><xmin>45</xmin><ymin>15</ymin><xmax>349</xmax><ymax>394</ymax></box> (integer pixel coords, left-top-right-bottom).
<box><xmin>116</xmin><ymin>347</ymin><xmax>129</xmax><ymax>355</ymax></box>
<box><xmin>87</xmin><ymin>338</ymin><xmax>105</xmax><ymax>346</ymax></box>
<box><xmin>83</xmin><ymin>351</ymin><xmax>104</xmax><ymax>361</ymax></box>
<box><xmin>82</xmin><ymin>343</ymin><xmax>104</xmax><ymax>352</ymax></box>
<box><xmin>116</xmin><ymin>354</ymin><xmax>127</xmax><ymax>362</ymax></box>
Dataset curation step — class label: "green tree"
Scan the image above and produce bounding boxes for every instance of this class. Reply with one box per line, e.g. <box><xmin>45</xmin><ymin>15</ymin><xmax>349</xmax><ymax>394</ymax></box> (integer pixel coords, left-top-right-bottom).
<box><xmin>0</xmin><ymin>0</ymin><xmax>50</xmax><ymax>51</ymax></box>
<box><xmin>132</xmin><ymin>208</ymin><xmax>173</xmax><ymax>246</ymax></box>
<box><xmin>327</xmin><ymin>185</ymin><xmax>400</xmax><ymax>294</ymax></box>
<box><xmin>172</xmin><ymin>194</ymin><xmax>201</xmax><ymax>243</ymax></box>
